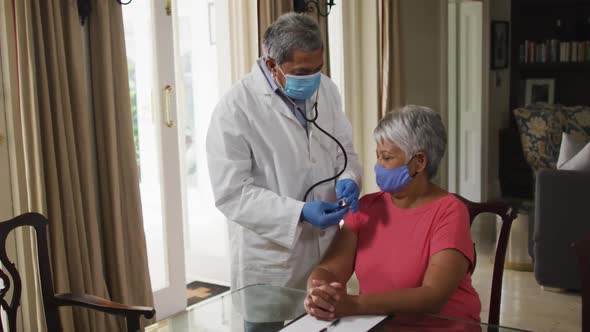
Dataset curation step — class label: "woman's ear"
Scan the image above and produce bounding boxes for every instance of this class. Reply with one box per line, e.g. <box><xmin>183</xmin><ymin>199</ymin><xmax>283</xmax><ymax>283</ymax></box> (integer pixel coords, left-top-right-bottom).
<box><xmin>414</xmin><ymin>152</ymin><xmax>428</xmax><ymax>174</ymax></box>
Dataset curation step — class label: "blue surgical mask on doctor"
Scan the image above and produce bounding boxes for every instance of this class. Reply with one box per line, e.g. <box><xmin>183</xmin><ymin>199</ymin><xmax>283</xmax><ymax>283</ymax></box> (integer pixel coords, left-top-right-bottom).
<box><xmin>374</xmin><ymin>155</ymin><xmax>418</xmax><ymax>193</ymax></box>
<box><xmin>275</xmin><ymin>63</ymin><xmax>321</xmax><ymax>100</ymax></box>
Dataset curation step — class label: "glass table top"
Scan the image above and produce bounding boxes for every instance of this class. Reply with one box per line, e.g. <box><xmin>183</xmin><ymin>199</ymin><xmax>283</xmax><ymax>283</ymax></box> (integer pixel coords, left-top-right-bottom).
<box><xmin>146</xmin><ymin>284</ymin><xmax>529</xmax><ymax>332</ymax></box>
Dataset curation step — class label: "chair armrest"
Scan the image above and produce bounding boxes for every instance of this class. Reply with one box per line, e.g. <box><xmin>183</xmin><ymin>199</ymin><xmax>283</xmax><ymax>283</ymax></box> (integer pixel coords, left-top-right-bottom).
<box><xmin>53</xmin><ymin>293</ymin><xmax>155</xmax><ymax>319</ymax></box>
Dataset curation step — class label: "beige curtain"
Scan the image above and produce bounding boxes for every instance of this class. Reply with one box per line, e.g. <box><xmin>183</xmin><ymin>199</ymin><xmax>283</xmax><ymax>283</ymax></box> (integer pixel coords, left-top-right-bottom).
<box><xmin>87</xmin><ymin>0</ymin><xmax>153</xmax><ymax>324</ymax></box>
<box><xmin>378</xmin><ymin>0</ymin><xmax>403</xmax><ymax>118</ymax></box>
<box><xmin>228</xmin><ymin>0</ymin><xmax>259</xmax><ymax>82</ymax></box>
<box><xmin>1</xmin><ymin>1</ymin><xmax>47</xmax><ymax>331</ymax></box>
<box><xmin>13</xmin><ymin>0</ymin><xmax>153</xmax><ymax>331</ymax></box>
<box><xmin>257</xmin><ymin>0</ymin><xmax>330</xmax><ymax>76</ymax></box>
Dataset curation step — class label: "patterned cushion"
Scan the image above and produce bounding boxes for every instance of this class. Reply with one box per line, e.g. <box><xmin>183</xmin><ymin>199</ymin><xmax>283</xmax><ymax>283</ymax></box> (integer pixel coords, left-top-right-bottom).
<box><xmin>513</xmin><ymin>103</ymin><xmax>565</xmax><ymax>172</ymax></box>
<box><xmin>561</xmin><ymin>105</ymin><xmax>590</xmax><ymax>142</ymax></box>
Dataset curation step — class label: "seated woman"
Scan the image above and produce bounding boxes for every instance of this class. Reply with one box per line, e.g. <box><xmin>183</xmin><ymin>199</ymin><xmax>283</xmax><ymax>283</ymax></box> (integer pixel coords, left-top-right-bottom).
<box><xmin>305</xmin><ymin>105</ymin><xmax>481</xmax><ymax>323</ymax></box>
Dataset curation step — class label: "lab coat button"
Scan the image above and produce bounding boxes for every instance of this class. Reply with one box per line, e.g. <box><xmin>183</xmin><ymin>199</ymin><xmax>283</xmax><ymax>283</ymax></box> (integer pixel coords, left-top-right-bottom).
<box><xmin>311</xmin><ymin>158</ymin><xmax>316</xmax><ymax>164</ymax></box>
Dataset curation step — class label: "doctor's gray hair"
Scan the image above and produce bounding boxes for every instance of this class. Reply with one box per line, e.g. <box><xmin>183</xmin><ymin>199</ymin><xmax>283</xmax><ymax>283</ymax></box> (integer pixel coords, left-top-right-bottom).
<box><xmin>263</xmin><ymin>13</ymin><xmax>323</xmax><ymax>65</ymax></box>
<box><xmin>374</xmin><ymin>105</ymin><xmax>447</xmax><ymax>178</ymax></box>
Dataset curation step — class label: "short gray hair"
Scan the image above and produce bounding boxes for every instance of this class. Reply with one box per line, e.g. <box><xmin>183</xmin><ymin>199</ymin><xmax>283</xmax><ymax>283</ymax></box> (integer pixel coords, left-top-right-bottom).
<box><xmin>373</xmin><ymin>105</ymin><xmax>447</xmax><ymax>178</ymax></box>
<box><xmin>262</xmin><ymin>13</ymin><xmax>323</xmax><ymax>65</ymax></box>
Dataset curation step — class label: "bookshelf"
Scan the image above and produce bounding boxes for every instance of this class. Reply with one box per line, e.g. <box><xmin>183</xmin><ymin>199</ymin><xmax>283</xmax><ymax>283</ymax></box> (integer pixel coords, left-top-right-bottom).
<box><xmin>510</xmin><ymin>0</ymin><xmax>590</xmax><ymax>109</ymax></box>
<box><xmin>500</xmin><ymin>0</ymin><xmax>590</xmax><ymax>199</ymax></box>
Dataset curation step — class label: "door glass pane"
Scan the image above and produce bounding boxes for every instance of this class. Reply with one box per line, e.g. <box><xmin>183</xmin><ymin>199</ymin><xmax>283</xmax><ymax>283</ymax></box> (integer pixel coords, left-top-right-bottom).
<box><xmin>123</xmin><ymin>2</ymin><xmax>168</xmax><ymax>291</ymax></box>
<box><xmin>174</xmin><ymin>0</ymin><xmax>230</xmax><ymax>285</ymax></box>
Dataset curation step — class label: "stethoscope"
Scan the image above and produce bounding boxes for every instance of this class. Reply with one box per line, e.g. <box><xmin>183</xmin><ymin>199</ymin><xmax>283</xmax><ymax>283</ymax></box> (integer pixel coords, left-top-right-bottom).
<box><xmin>278</xmin><ymin>88</ymin><xmax>349</xmax><ymax>202</ymax></box>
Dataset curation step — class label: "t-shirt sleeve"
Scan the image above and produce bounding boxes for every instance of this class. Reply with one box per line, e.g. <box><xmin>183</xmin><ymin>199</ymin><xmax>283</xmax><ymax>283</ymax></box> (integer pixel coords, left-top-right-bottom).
<box><xmin>344</xmin><ymin>194</ymin><xmax>374</xmax><ymax>234</ymax></box>
<box><xmin>429</xmin><ymin>199</ymin><xmax>475</xmax><ymax>270</ymax></box>
<box><xmin>344</xmin><ymin>211</ymin><xmax>363</xmax><ymax>234</ymax></box>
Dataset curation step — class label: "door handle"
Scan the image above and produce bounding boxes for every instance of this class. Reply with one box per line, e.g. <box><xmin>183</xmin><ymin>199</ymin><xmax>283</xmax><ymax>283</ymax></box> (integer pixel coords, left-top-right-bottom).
<box><xmin>164</xmin><ymin>85</ymin><xmax>174</xmax><ymax>128</ymax></box>
<box><xmin>165</xmin><ymin>0</ymin><xmax>172</xmax><ymax>16</ymax></box>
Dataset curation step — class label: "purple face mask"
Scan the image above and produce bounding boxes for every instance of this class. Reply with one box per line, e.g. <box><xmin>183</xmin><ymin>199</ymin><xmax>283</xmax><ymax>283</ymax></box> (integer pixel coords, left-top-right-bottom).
<box><xmin>374</xmin><ymin>156</ymin><xmax>417</xmax><ymax>193</ymax></box>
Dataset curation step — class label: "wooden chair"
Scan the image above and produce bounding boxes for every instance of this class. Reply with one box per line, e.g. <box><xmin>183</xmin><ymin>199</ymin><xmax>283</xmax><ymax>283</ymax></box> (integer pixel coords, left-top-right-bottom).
<box><xmin>573</xmin><ymin>233</ymin><xmax>590</xmax><ymax>332</ymax></box>
<box><xmin>454</xmin><ymin>194</ymin><xmax>518</xmax><ymax>326</ymax></box>
<box><xmin>0</xmin><ymin>212</ymin><xmax>155</xmax><ymax>332</ymax></box>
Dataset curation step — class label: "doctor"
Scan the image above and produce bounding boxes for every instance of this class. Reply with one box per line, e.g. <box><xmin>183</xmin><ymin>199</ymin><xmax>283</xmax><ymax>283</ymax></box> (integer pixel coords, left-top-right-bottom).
<box><xmin>206</xmin><ymin>12</ymin><xmax>362</xmax><ymax>294</ymax></box>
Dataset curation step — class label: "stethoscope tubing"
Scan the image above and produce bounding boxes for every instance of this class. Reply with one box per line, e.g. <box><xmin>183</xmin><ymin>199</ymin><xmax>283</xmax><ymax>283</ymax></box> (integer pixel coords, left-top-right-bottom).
<box><xmin>281</xmin><ymin>89</ymin><xmax>349</xmax><ymax>202</ymax></box>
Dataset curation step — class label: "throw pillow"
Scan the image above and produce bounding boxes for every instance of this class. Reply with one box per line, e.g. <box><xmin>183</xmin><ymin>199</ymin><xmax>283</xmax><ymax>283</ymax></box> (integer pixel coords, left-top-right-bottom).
<box><xmin>557</xmin><ymin>132</ymin><xmax>590</xmax><ymax>171</ymax></box>
<box><xmin>557</xmin><ymin>132</ymin><xmax>588</xmax><ymax>168</ymax></box>
<box><xmin>562</xmin><ymin>105</ymin><xmax>590</xmax><ymax>142</ymax></box>
<box><xmin>513</xmin><ymin>103</ymin><xmax>565</xmax><ymax>172</ymax></box>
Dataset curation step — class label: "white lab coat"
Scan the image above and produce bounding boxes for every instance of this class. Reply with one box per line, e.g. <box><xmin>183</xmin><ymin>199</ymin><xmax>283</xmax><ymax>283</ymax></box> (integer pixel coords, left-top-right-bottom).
<box><xmin>206</xmin><ymin>63</ymin><xmax>362</xmax><ymax>291</ymax></box>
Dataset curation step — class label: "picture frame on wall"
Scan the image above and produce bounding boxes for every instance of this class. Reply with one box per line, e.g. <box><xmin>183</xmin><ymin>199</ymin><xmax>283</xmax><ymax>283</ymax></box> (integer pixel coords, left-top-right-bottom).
<box><xmin>524</xmin><ymin>78</ymin><xmax>555</xmax><ymax>105</ymax></box>
<box><xmin>491</xmin><ymin>21</ymin><xmax>509</xmax><ymax>69</ymax></box>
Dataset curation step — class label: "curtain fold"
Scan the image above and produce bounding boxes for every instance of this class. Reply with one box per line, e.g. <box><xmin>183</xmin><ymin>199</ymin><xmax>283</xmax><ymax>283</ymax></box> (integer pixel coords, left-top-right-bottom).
<box><xmin>2</xmin><ymin>1</ymin><xmax>47</xmax><ymax>330</ymax></box>
<box><xmin>228</xmin><ymin>0</ymin><xmax>259</xmax><ymax>82</ymax></box>
<box><xmin>13</xmin><ymin>0</ymin><xmax>153</xmax><ymax>330</ymax></box>
<box><xmin>17</xmin><ymin>0</ymin><xmax>101</xmax><ymax>329</ymax></box>
<box><xmin>378</xmin><ymin>0</ymin><xmax>403</xmax><ymax>118</ymax></box>
<box><xmin>87</xmin><ymin>1</ymin><xmax>154</xmax><ymax>325</ymax></box>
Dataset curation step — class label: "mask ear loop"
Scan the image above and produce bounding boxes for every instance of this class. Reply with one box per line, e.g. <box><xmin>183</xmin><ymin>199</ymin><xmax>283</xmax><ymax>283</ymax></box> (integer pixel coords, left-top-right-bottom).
<box><xmin>271</xmin><ymin>57</ymin><xmax>321</xmax><ymax>122</ymax></box>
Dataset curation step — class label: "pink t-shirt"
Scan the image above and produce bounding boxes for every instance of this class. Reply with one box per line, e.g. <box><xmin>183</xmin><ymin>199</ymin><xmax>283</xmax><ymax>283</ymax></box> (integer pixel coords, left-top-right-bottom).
<box><xmin>344</xmin><ymin>192</ymin><xmax>481</xmax><ymax>322</ymax></box>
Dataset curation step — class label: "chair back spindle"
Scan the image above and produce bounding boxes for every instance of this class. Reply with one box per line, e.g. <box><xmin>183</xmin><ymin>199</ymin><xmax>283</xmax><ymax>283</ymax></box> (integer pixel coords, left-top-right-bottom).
<box><xmin>0</xmin><ymin>213</ymin><xmax>154</xmax><ymax>331</ymax></box>
<box><xmin>454</xmin><ymin>194</ymin><xmax>518</xmax><ymax>326</ymax></box>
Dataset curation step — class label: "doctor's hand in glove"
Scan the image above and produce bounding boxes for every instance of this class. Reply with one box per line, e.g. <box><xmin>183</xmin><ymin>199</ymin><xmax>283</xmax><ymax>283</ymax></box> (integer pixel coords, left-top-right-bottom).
<box><xmin>302</xmin><ymin>201</ymin><xmax>349</xmax><ymax>229</ymax></box>
<box><xmin>335</xmin><ymin>179</ymin><xmax>359</xmax><ymax>212</ymax></box>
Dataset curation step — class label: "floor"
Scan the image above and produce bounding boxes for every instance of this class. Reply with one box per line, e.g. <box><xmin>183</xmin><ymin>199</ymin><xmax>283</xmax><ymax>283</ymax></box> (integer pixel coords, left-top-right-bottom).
<box><xmin>186</xmin><ymin>280</ymin><xmax>230</xmax><ymax>306</ymax></box>
<box><xmin>469</xmin><ymin>218</ymin><xmax>582</xmax><ymax>331</ymax></box>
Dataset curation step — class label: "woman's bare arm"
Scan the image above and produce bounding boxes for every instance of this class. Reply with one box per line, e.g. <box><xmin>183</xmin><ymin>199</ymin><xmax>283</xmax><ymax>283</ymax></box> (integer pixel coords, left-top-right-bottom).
<box><xmin>305</xmin><ymin>225</ymin><xmax>358</xmax><ymax>318</ymax></box>
<box><xmin>354</xmin><ymin>249</ymin><xmax>470</xmax><ymax>315</ymax></box>
<box><xmin>307</xmin><ymin>224</ymin><xmax>358</xmax><ymax>288</ymax></box>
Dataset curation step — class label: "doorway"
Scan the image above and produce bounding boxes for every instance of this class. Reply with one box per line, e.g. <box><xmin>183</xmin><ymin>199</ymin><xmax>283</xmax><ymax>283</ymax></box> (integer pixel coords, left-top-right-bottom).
<box><xmin>447</xmin><ymin>0</ymin><xmax>485</xmax><ymax>202</ymax></box>
<box><xmin>122</xmin><ymin>0</ymin><xmax>231</xmax><ymax>319</ymax></box>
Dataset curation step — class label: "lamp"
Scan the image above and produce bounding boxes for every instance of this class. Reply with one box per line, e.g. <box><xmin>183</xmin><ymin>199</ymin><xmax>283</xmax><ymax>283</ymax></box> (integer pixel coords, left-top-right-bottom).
<box><xmin>77</xmin><ymin>0</ymin><xmax>133</xmax><ymax>25</ymax></box>
<box><xmin>293</xmin><ymin>0</ymin><xmax>336</xmax><ymax>17</ymax></box>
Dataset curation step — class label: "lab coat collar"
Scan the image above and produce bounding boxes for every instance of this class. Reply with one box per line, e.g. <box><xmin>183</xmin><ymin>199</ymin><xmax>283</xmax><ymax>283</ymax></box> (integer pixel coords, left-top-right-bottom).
<box><xmin>251</xmin><ymin>61</ymin><xmax>305</xmax><ymax>128</ymax></box>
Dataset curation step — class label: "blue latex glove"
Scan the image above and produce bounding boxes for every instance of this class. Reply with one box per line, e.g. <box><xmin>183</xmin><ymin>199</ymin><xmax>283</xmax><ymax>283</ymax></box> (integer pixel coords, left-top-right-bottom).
<box><xmin>335</xmin><ymin>179</ymin><xmax>360</xmax><ymax>212</ymax></box>
<box><xmin>302</xmin><ymin>201</ymin><xmax>349</xmax><ymax>230</ymax></box>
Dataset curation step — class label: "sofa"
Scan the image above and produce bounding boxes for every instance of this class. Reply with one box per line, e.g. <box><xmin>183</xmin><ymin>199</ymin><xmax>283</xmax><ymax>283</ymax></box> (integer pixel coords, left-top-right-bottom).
<box><xmin>534</xmin><ymin>169</ymin><xmax>590</xmax><ymax>290</ymax></box>
<box><xmin>512</xmin><ymin>103</ymin><xmax>590</xmax><ymax>290</ymax></box>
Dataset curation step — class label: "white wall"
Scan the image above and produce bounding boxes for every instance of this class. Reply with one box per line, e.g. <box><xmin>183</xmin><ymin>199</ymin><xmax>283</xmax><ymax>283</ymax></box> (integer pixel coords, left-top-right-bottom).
<box><xmin>487</xmin><ymin>0</ymin><xmax>511</xmax><ymax>199</ymax></box>
<box><xmin>399</xmin><ymin>0</ymin><xmax>445</xmax><ymax>111</ymax></box>
<box><xmin>399</xmin><ymin>0</ymin><xmax>448</xmax><ymax>187</ymax></box>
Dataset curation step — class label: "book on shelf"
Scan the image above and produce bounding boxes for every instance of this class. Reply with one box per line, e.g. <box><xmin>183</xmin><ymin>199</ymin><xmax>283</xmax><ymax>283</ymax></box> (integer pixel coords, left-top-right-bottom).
<box><xmin>520</xmin><ymin>39</ymin><xmax>590</xmax><ymax>64</ymax></box>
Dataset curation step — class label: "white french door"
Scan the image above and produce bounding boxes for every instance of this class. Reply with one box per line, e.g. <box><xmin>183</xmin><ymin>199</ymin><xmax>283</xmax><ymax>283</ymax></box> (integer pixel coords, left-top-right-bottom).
<box><xmin>447</xmin><ymin>0</ymin><xmax>484</xmax><ymax>202</ymax></box>
<box><xmin>457</xmin><ymin>1</ymin><xmax>483</xmax><ymax>202</ymax></box>
<box><xmin>123</xmin><ymin>0</ymin><xmax>231</xmax><ymax>319</ymax></box>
